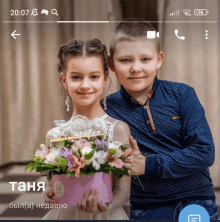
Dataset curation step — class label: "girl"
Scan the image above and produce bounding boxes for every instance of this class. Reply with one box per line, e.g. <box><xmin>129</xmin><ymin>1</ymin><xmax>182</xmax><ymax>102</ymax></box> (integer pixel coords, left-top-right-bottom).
<box><xmin>42</xmin><ymin>39</ymin><xmax>131</xmax><ymax>220</ymax></box>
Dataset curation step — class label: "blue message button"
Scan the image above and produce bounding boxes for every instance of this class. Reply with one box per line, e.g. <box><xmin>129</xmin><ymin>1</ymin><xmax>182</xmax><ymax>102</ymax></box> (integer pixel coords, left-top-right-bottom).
<box><xmin>179</xmin><ymin>204</ymin><xmax>210</xmax><ymax>222</ymax></box>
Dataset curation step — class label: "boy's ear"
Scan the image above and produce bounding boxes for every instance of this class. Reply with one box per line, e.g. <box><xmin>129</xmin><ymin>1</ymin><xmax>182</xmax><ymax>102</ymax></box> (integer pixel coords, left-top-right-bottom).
<box><xmin>107</xmin><ymin>55</ymin><xmax>115</xmax><ymax>72</ymax></box>
<box><xmin>156</xmin><ymin>52</ymin><xmax>164</xmax><ymax>70</ymax></box>
<box><xmin>104</xmin><ymin>71</ymin><xmax>109</xmax><ymax>83</ymax></box>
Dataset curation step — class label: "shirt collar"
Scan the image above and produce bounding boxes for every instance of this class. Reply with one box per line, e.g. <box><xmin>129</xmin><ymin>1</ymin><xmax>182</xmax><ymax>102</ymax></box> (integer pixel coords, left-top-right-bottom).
<box><xmin>120</xmin><ymin>76</ymin><xmax>159</xmax><ymax>106</ymax></box>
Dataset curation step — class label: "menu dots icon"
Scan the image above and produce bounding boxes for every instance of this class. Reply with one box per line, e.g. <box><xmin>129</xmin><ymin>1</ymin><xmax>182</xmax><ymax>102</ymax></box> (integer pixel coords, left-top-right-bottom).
<box><xmin>205</xmin><ymin>30</ymin><xmax>208</xmax><ymax>40</ymax></box>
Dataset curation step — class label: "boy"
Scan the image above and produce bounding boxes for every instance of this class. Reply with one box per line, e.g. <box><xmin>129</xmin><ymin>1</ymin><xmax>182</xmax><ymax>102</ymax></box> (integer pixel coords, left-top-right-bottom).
<box><xmin>102</xmin><ymin>18</ymin><xmax>218</xmax><ymax>220</ymax></box>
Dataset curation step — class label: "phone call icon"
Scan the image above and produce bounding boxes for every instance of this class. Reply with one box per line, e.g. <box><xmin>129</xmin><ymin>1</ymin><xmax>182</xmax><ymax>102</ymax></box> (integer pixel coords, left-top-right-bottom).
<box><xmin>174</xmin><ymin>29</ymin><xmax>185</xmax><ymax>40</ymax></box>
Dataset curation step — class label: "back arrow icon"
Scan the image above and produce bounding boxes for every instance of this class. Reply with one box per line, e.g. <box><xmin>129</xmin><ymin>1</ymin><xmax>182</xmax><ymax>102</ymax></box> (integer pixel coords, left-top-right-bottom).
<box><xmin>11</xmin><ymin>30</ymin><xmax>20</xmax><ymax>39</ymax></box>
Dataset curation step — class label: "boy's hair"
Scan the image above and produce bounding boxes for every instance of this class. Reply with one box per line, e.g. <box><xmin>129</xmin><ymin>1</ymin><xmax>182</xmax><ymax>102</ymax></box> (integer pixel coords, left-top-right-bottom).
<box><xmin>110</xmin><ymin>18</ymin><xmax>160</xmax><ymax>58</ymax></box>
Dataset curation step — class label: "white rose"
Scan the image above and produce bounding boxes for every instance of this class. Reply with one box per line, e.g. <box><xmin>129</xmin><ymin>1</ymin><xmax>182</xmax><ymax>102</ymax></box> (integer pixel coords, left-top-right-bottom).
<box><xmin>35</xmin><ymin>150</ymin><xmax>40</xmax><ymax>157</ymax></box>
<box><xmin>44</xmin><ymin>148</ymin><xmax>61</xmax><ymax>165</ymax></box>
<box><xmin>108</xmin><ymin>142</ymin><xmax>121</xmax><ymax>150</ymax></box>
<box><xmin>81</xmin><ymin>146</ymin><xmax>93</xmax><ymax>156</ymax></box>
<box><xmin>92</xmin><ymin>151</ymin><xmax>107</xmax><ymax>170</ymax></box>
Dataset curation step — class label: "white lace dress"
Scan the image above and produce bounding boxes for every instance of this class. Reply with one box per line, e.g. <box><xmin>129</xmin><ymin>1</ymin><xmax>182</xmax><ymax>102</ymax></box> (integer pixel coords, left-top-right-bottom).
<box><xmin>42</xmin><ymin>114</ymin><xmax>131</xmax><ymax>220</ymax></box>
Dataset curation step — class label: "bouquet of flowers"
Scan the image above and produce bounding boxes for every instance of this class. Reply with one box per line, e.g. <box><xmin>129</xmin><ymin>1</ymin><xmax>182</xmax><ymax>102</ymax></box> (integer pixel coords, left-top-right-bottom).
<box><xmin>25</xmin><ymin>134</ymin><xmax>134</xmax><ymax>180</ymax></box>
<box><xmin>25</xmin><ymin>132</ymin><xmax>134</xmax><ymax>206</ymax></box>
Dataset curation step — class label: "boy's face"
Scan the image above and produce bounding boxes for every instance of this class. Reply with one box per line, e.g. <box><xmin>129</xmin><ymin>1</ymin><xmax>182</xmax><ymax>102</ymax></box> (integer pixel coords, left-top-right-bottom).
<box><xmin>109</xmin><ymin>40</ymin><xmax>164</xmax><ymax>96</ymax></box>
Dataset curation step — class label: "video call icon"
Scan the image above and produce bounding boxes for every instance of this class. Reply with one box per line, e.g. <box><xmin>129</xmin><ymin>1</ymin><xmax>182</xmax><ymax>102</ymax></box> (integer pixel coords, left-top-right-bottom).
<box><xmin>147</xmin><ymin>31</ymin><xmax>159</xmax><ymax>39</ymax></box>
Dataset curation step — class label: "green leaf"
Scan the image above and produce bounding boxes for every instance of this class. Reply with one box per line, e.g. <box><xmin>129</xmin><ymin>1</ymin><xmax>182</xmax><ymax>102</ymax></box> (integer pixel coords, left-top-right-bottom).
<box><xmin>47</xmin><ymin>171</ymin><xmax>52</xmax><ymax>180</ymax></box>
<box><xmin>54</xmin><ymin>168</ymin><xmax>62</xmax><ymax>173</ymax></box>
<box><xmin>120</xmin><ymin>145</ymin><xmax>127</xmax><ymax>152</ymax></box>
<box><xmin>39</xmin><ymin>159</ymin><xmax>45</xmax><ymax>164</ymax></box>
<box><xmin>86</xmin><ymin>171</ymin><xmax>96</xmax><ymax>176</ymax></box>
<box><xmin>36</xmin><ymin>164</ymin><xmax>57</xmax><ymax>172</ymax></box>
<box><xmin>84</xmin><ymin>148</ymin><xmax>98</xmax><ymax>160</ymax></box>
<box><xmin>111</xmin><ymin>167</ymin><xmax>129</xmax><ymax>179</ymax></box>
<box><xmin>108</xmin><ymin>149</ymin><xmax>117</xmax><ymax>155</ymax></box>
<box><xmin>66</xmin><ymin>171</ymin><xmax>75</xmax><ymax>178</ymax></box>
<box><xmin>102</xmin><ymin>169</ymin><xmax>110</xmax><ymax>174</ymax></box>
<box><xmin>26</xmin><ymin>161</ymin><xmax>40</xmax><ymax>172</ymax></box>
<box><xmin>29</xmin><ymin>155</ymin><xmax>36</xmax><ymax>158</ymax></box>
<box><xmin>66</xmin><ymin>173</ymin><xmax>73</xmax><ymax>178</ymax></box>
<box><xmin>72</xmin><ymin>149</ymin><xmax>80</xmax><ymax>157</ymax></box>
<box><xmin>64</xmin><ymin>140</ymin><xmax>73</xmax><ymax>149</ymax></box>
<box><xmin>25</xmin><ymin>163</ymin><xmax>35</xmax><ymax>172</ymax></box>
<box><xmin>61</xmin><ymin>167</ymin><xmax>66</xmax><ymax>173</ymax></box>
<box><xmin>78</xmin><ymin>149</ymin><xmax>83</xmax><ymax>157</ymax></box>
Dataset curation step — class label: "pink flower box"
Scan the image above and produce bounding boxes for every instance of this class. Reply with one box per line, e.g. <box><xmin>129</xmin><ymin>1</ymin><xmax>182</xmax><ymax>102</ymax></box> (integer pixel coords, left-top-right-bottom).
<box><xmin>52</xmin><ymin>172</ymin><xmax>113</xmax><ymax>206</ymax></box>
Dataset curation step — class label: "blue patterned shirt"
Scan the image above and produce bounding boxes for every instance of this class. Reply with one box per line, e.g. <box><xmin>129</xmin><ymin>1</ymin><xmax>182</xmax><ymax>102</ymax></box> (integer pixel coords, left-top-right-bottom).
<box><xmin>101</xmin><ymin>77</ymin><xmax>215</xmax><ymax>209</ymax></box>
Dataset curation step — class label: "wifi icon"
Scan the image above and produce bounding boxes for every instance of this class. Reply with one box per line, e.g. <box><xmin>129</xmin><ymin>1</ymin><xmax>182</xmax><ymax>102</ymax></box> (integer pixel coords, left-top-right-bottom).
<box><xmin>182</xmin><ymin>9</ymin><xmax>191</xmax><ymax>16</ymax></box>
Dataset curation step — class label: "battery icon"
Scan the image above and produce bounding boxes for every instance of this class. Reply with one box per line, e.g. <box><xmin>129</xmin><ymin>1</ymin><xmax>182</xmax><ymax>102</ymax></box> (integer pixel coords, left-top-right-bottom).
<box><xmin>194</xmin><ymin>9</ymin><xmax>209</xmax><ymax>16</ymax></box>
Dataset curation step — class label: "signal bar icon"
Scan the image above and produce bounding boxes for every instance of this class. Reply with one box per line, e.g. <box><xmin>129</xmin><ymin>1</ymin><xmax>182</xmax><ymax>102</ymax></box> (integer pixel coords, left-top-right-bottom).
<box><xmin>169</xmin><ymin>9</ymin><xmax>180</xmax><ymax>16</ymax></box>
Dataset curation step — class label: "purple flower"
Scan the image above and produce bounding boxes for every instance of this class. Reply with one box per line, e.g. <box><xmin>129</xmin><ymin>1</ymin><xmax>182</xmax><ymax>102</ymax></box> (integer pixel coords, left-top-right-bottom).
<box><xmin>60</xmin><ymin>146</ymin><xmax>74</xmax><ymax>166</ymax></box>
<box><xmin>95</xmin><ymin>138</ymin><xmax>108</xmax><ymax>152</ymax></box>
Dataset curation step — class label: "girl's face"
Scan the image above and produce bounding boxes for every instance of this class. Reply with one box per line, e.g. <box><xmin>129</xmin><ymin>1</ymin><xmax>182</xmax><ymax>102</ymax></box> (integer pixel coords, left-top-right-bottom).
<box><xmin>62</xmin><ymin>56</ymin><xmax>107</xmax><ymax>107</ymax></box>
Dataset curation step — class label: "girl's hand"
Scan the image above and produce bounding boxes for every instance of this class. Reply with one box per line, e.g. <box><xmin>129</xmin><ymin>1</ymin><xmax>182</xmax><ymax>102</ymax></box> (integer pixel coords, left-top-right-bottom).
<box><xmin>77</xmin><ymin>189</ymin><xmax>109</xmax><ymax>213</ymax></box>
<box><xmin>42</xmin><ymin>187</ymin><xmax>58</xmax><ymax>204</ymax></box>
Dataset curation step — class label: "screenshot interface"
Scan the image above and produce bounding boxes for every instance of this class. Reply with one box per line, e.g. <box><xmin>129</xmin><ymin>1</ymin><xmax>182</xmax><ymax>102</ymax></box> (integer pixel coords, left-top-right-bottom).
<box><xmin>0</xmin><ymin>0</ymin><xmax>219</xmax><ymax>221</ymax></box>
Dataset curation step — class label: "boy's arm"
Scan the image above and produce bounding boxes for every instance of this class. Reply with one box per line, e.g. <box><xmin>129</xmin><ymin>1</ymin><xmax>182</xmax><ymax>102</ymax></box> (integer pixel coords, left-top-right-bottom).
<box><xmin>145</xmin><ymin>87</ymin><xmax>215</xmax><ymax>178</ymax></box>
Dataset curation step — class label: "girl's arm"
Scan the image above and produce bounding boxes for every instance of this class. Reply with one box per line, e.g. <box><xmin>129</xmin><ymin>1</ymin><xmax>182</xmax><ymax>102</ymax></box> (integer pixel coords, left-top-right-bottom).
<box><xmin>108</xmin><ymin>121</ymin><xmax>131</xmax><ymax>210</ymax></box>
<box><xmin>77</xmin><ymin>120</ymin><xmax>132</xmax><ymax>213</ymax></box>
<box><xmin>108</xmin><ymin>173</ymin><xmax>131</xmax><ymax>211</ymax></box>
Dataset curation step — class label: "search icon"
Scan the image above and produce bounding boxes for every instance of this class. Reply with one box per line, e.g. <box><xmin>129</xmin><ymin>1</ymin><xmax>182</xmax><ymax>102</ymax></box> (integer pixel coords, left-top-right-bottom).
<box><xmin>51</xmin><ymin>9</ymin><xmax>58</xmax><ymax>16</ymax></box>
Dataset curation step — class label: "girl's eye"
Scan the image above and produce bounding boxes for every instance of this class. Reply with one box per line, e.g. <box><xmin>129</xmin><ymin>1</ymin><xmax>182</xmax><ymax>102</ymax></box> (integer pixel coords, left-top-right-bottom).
<box><xmin>142</xmin><ymin>58</ymin><xmax>150</xmax><ymax>62</ymax></box>
<box><xmin>71</xmin><ymin>76</ymin><xmax>81</xmax><ymax>80</ymax></box>
<box><xmin>121</xmin><ymin>59</ymin><xmax>130</xmax><ymax>63</ymax></box>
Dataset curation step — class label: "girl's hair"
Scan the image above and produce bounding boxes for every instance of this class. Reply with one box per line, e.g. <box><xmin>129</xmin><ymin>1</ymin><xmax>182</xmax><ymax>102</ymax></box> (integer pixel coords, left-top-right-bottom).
<box><xmin>58</xmin><ymin>39</ymin><xmax>109</xmax><ymax>75</ymax></box>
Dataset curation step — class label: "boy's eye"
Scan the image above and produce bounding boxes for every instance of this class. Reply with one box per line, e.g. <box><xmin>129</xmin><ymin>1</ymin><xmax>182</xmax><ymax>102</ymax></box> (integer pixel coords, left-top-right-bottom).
<box><xmin>142</xmin><ymin>58</ymin><xmax>150</xmax><ymax>62</ymax></box>
<box><xmin>91</xmin><ymin>75</ymin><xmax>99</xmax><ymax>79</ymax></box>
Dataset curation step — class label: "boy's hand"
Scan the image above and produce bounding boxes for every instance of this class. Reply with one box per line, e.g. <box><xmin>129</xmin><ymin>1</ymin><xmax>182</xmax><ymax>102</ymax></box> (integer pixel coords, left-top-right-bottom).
<box><xmin>77</xmin><ymin>189</ymin><xmax>109</xmax><ymax>213</ymax></box>
<box><xmin>124</xmin><ymin>136</ymin><xmax>146</xmax><ymax>176</ymax></box>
